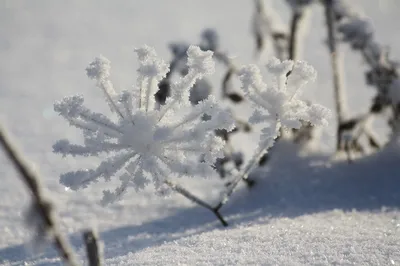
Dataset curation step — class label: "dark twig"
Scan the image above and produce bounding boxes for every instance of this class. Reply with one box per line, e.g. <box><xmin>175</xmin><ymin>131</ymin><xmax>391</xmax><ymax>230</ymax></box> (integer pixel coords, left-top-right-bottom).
<box><xmin>253</xmin><ymin>0</ymin><xmax>288</xmax><ymax>60</ymax></box>
<box><xmin>0</xmin><ymin>125</ymin><xmax>79</xmax><ymax>266</ymax></box>
<box><xmin>83</xmin><ymin>229</ymin><xmax>103</xmax><ymax>266</ymax></box>
<box><xmin>324</xmin><ymin>0</ymin><xmax>347</xmax><ymax>151</ymax></box>
<box><xmin>289</xmin><ymin>10</ymin><xmax>303</xmax><ymax>60</ymax></box>
<box><xmin>164</xmin><ymin>180</ymin><xmax>228</xmax><ymax>226</ymax></box>
<box><xmin>214</xmin><ymin>140</ymin><xmax>272</xmax><ymax>212</ymax></box>
<box><xmin>328</xmin><ymin>0</ymin><xmax>400</xmax><ymax>153</ymax></box>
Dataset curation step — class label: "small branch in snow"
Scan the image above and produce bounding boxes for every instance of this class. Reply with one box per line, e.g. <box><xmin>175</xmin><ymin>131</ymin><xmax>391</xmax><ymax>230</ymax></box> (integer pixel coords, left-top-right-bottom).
<box><xmin>327</xmin><ymin>0</ymin><xmax>399</xmax><ymax>152</ymax></box>
<box><xmin>83</xmin><ymin>229</ymin><xmax>103</xmax><ymax>266</ymax></box>
<box><xmin>214</xmin><ymin>57</ymin><xmax>330</xmax><ymax>216</ymax></box>
<box><xmin>214</xmin><ymin>140</ymin><xmax>274</xmax><ymax>213</ymax></box>
<box><xmin>164</xmin><ymin>180</ymin><xmax>228</xmax><ymax>227</ymax></box>
<box><xmin>0</xmin><ymin>125</ymin><xmax>79</xmax><ymax>266</ymax></box>
<box><xmin>324</xmin><ymin>0</ymin><xmax>347</xmax><ymax>151</ymax></box>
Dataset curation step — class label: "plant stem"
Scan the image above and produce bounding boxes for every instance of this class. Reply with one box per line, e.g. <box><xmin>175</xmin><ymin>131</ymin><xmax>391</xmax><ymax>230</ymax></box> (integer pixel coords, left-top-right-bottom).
<box><xmin>83</xmin><ymin>230</ymin><xmax>103</xmax><ymax>266</ymax></box>
<box><xmin>164</xmin><ymin>180</ymin><xmax>228</xmax><ymax>226</ymax></box>
<box><xmin>0</xmin><ymin>125</ymin><xmax>79</xmax><ymax>266</ymax></box>
<box><xmin>215</xmin><ymin>134</ymin><xmax>277</xmax><ymax>212</ymax></box>
<box><xmin>324</xmin><ymin>0</ymin><xmax>347</xmax><ymax>150</ymax></box>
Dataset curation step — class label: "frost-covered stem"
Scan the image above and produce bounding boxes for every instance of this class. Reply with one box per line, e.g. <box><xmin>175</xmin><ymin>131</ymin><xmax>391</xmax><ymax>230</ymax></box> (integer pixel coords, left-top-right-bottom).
<box><xmin>0</xmin><ymin>125</ymin><xmax>79</xmax><ymax>266</ymax></box>
<box><xmin>145</xmin><ymin>78</ymin><xmax>156</xmax><ymax>112</ymax></box>
<box><xmin>215</xmin><ymin>130</ymin><xmax>278</xmax><ymax>211</ymax></box>
<box><xmin>79</xmin><ymin>112</ymin><xmax>123</xmax><ymax>135</ymax></box>
<box><xmin>158</xmin><ymin>70</ymin><xmax>199</xmax><ymax>122</ymax></box>
<box><xmin>324</xmin><ymin>0</ymin><xmax>346</xmax><ymax>150</ymax></box>
<box><xmin>97</xmin><ymin>81</ymin><xmax>126</xmax><ymax>120</ymax></box>
<box><xmin>164</xmin><ymin>180</ymin><xmax>228</xmax><ymax>227</ymax></box>
<box><xmin>83</xmin><ymin>230</ymin><xmax>102</xmax><ymax>266</ymax></box>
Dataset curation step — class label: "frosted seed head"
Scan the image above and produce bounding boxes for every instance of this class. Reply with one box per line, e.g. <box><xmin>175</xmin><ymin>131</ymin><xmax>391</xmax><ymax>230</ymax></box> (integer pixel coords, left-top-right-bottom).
<box><xmin>134</xmin><ymin>45</ymin><xmax>157</xmax><ymax>62</ymax></box>
<box><xmin>86</xmin><ymin>55</ymin><xmax>111</xmax><ymax>80</ymax></box>
<box><xmin>54</xmin><ymin>95</ymin><xmax>84</xmax><ymax>118</ymax></box>
<box><xmin>137</xmin><ymin>61</ymin><xmax>169</xmax><ymax>80</ymax></box>
<box><xmin>238</xmin><ymin>65</ymin><xmax>263</xmax><ymax>90</ymax></box>
<box><xmin>287</xmin><ymin>60</ymin><xmax>317</xmax><ymax>93</ymax></box>
<box><xmin>307</xmin><ymin>104</ymin><xmax>331</xmax><ymax>126</ymax></box>
<box><xmin>135</xmin><ymin>45</ymin><xmax>169</xmax><ymax>80</ymax></box>
<box><xmin>292</xmin><ymin>60</ymin><xmax>317</xmax><ymax>83</ymax></box>
<box><xmin>266</xmin><ymin>57</ymin><xmax>294</xmax><ymax>77</ymax></box>
<box><xmin>186</xmin><ymin>45</ymin><xmax>215</xmax><ymax>76</ymax></box>
<box><xmin>54</xmin><ymin>44</ymin><xmax>252</xmax><ymax>202</ymax></box>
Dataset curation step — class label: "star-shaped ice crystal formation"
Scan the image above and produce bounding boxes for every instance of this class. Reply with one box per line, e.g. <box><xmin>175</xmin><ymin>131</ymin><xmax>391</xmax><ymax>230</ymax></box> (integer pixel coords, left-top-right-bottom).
<box><xmin>53</xmin><ymin>45</ymin><xmax>235</xmax><ymax>204</ymax></box>
<box><xmin>238</xmin><ymin>57</ymin><xmax>331</xmax><ymax>151</ymax></box>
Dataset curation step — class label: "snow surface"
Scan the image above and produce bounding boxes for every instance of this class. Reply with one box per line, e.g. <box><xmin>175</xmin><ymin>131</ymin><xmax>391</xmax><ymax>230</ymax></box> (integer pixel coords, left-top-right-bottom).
<box><xmin>1</xmin><ymin>0</ymin><xmax>400</xmax><ymax>265</ymax></box>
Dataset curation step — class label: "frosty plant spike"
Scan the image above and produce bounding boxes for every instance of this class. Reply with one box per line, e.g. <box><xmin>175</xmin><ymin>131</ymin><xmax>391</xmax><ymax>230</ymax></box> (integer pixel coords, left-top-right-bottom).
<box><xmin>54</xmin><ymin>45</ymin><xmax>330</xmax><ymax>227</ymax></box>
<box><xmin>54</xmin><ymin>45</ymin><xmax>235</xmax><ymax>207</ymax></box>
<box><xmin>214</xmin><ymin>57</ymin><xmax>331</xmax><ymax>211</ymax></box>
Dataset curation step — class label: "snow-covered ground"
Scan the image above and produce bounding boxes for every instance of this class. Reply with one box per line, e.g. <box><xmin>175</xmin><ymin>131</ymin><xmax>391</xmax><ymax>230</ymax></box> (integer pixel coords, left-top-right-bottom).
<box><xmin>1</xmin><ymin>1</ymin><xmax>400</xmax><ymax>265</ymax></box>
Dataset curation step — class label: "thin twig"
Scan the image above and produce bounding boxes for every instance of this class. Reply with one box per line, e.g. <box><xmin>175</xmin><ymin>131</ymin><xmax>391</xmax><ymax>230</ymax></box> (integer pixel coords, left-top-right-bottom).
<box><xmin>214</xmin><ymin>136</ymin><xmax>274</xmax><ymax>212</ymax></box>
<box><xmin>83</xmin><ymin>229</ymin><xmax>103</xmax><ymax>266</ymax></box>
<box><xmin>0</xmin><ymin>125</ymin><xmax>79</xmax><ymax>266</ymax></box>
<box><xmin>253</xmin><ymin>0</ymin><xmax>288</xmax><ymax>60</ymax></box>
<box><xmin>324</xmin><ymin>0</ymin><xmax>347</xmax><ymax>150</ymax></box>
<box><xmin>164</xmin><ymin>180</ymin><xmax>228</xmax><ymax>226</ymax></box>
<box><xmin>289</xmin><ymin>10</ymin><xmax>303</xmax><ymax>60</ymax></box>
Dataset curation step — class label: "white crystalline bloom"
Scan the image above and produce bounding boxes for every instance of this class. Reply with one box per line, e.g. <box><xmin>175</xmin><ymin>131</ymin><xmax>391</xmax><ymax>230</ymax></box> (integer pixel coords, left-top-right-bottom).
<box><xmin>86</xmin><ymin>55</ymin><xmax>111</xmax><ymax>80</ymax></box>
<box><xmin>53</xmin><ymin>45</ymin><xmax>235</xmax><ymax>204</ymax></box>
<box><xmin>238</xmin><ymin>57</ymin><xmax>331</xmax><ymax>148</ymax></box>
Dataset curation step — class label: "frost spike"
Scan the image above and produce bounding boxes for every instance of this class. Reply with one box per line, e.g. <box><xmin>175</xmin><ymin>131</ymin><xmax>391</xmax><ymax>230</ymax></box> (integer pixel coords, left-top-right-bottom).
<box><xmin>86</xmin><ymin>55</ymin><xmax>126</xmax><ymax>119</ymax></box>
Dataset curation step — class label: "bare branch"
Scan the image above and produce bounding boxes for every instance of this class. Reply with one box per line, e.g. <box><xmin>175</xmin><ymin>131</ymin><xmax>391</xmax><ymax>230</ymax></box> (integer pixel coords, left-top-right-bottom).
<box><xmin>164</xmin><ymin>180</ymin><xmax>228</xmax><ymax>226</ymax></box>
<box><xmin>324</xmin><ymin>0</ymin><xmax>347</xmax><ymax>150</ymax></box>
<box><xmin>0</xmin><ymin>125</ymin><xmax>79</xmax><ymax>266</ymax></box>
<box><xmin>83</xmin><ymin>229</ymin><xmax>103</xmax><ymax>266</ymax></box>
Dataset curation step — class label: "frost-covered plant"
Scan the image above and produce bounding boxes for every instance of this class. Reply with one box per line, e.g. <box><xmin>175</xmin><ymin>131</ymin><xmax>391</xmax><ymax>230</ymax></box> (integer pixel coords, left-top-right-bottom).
<box><xmin>240</xmin><ymin>58</ymin><xmax>329</xmax><ymax>134</ymax></box>
<box><xmin>157</xmin><ymin>28</ymin><xmax>238</xmax><ymax>106</ymax></box>
<box><xmin>161</xmin><ymin>29</ymin><xmax>253</xmax><ymax>180</ymax></box>
<box><xmin>53</xmin><ymin>45</ymin><xmax>235</xmax><ymax>204</ymax></box>
<box><xmin>215</xmin><ymin>58</ymin><xmax>331</xmax><ymax>208</ymax></box>
<box><xmin>238</xmin><ymin>58</ymin><xmax>330</xmax><ymax>172</ymax></box>
<box><xmin>252</xmin><ymin>0</ymin><xmax>319</xmax><ymax>151</ymax></box>
<box><xmin>329</xmin><ymin>0</ymin><xmax>400</xmax><ymax>152</ymax></box>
